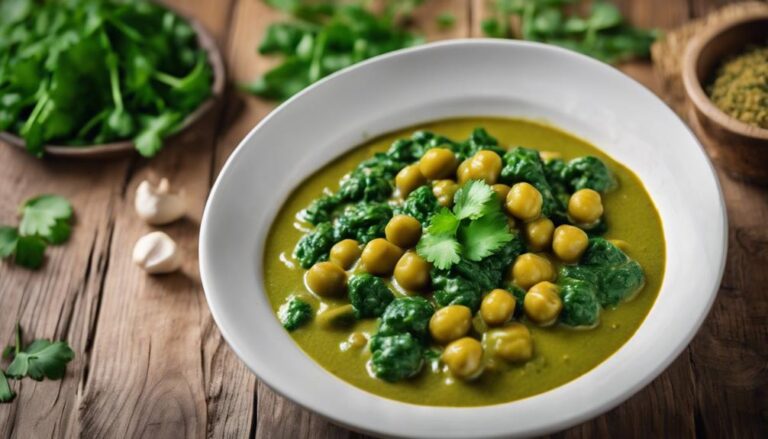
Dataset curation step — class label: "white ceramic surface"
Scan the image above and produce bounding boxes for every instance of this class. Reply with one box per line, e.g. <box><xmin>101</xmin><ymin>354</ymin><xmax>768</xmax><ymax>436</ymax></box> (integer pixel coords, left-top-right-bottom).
<box><xmin>200</xmin><ymin>40</ymin><xmax>727</xmax><ymax>438</ymax></box>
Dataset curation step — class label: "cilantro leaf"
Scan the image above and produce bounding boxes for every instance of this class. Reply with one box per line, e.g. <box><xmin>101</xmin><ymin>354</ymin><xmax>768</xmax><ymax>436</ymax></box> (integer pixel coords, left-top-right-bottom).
<box><xmin>18</xmin><ymin>195</ymin><xmax>72</xmax><ymax>242</ymax></box>
<box><xmin>461</xmin><ymin>212</ymin><xmax>514</xmax><ymax>261</ymax></box>
<box><xmin>0</xmin><ymin>226</ymin><xmax>19</xmax><ymax>258</ymax></box>
<box><xmin>427</xmin><ymin>209</ymin><xmax>459</xmax><ymax>235</ymax></box>
<box><xmin>0</xmin><ymin>371</ymin><xmax>14</xmax><ymax>403</ymax></box>
<box><xmin>6</xmin><ymin>340</ymin><xmax>75</xmax><ymax>381</ymax></box>
<box><xmin>416</xmin><ymin>233</ymin><xmax>461</xmax><ymax>270</ymax></box>
<box><xmin>13</xmin><ymin>236</ymin><xmax>46</xmax><ymax>269</ymax></box>
<box><xmin>453</xmin><ymin>180</ymin><xmax>495</xmax><ymax>220</ymax></box>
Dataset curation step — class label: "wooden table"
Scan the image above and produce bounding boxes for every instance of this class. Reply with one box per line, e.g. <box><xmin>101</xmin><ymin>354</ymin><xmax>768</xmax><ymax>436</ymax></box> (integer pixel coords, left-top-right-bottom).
<box><xmin>1</xmin><ymin>0</ymin><xmax>764</xmax><ymax>437</ymax></box>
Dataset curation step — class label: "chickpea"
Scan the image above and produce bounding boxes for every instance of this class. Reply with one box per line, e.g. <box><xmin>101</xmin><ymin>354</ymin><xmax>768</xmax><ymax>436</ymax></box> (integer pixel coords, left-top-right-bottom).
<box><xmin>316</xmin><ymin>304</ymin><xmax>355</xmax><ymax>328</ymax></box>
<box><xmin>394</xmin><ymin>251</ymin><xmax>431</xmax><ymax>291</ymax></box>
<box><xmin>347</xmin><ymin>332</ymin><xmax>368</xmax><ymax>348</ymax></box>
<box><xmin>360</xmin><ymin>238</ymin><xmax>403</xmax><ymax>276</ymax></box>
<box><xmin>433</xmin><ymin>179</ymin><xmax>458</xmax><ymax>207</ymax></box>
<box><xmin>568</xmin><ymin>189</ymin><xmax>603</xmax><ymax>225</ymax></box>
<box><xmin>484</xmin><ymin>323</ymin><xmax>533</xmax><ymax>362</ymax></box>
<box><xmin>306</xmin><ymin>262</ymin><xmax>347</xmax><ymax>297</ymax></box>
<box><xmin>480</xmin><ymin>289</ymin><xmax>516</xmax><ymax>326</ymax></box>
<box><xmin>511</xmin><ymin>253</ymin><xmax>555</xmax><ymax>290</ymax></box>
<box><xmin>523</xmin><ymin>217</ymin><xmax>554</xmax><ymax>252</ymax></box>
<box><xmin>442</xmin><ymin>337</ymin><xmax>484</xmax><ymax>380</ymax></box>
<box><xmin>419</xmin><ymin>148</ymin><xmax>458</xmax><ymax>180</ymax></box>
<box><xmin>329</xmin><ymin>239</ymin><xmax>361</xmax><ymax>269</ymax></box>
<box><xmin>552</xmin><ymin>225</ymin><xmax>589</xmax><ymax>263</ymax></box>
<box><xmin>395</xmin><ymin>164</ymin><xmax>427</xmax><ymax>198</ymax></box>
<box><xmin>524</xmin><ymin>281</ymin><xmax>562</xmax><ymax>326</ymax></box>
<box><xmin>456</xmin><ymin>159</ymin><xmax>472</xmax><ymax>184</ymax></box>
<box><xmin>491</xmin><ymin>184</ymin><xmax>511</xmax><ymax>203</ymax></box>
<box><xmin>429</xmin><ymin>305</ymin><xmax>472</xmax><ymax>344</ymax></box>
<box><xmin>505</xmin><ymin>182</ymin><xmax>543</xmax><ymax>221</ymax></box>
<box><xmin>385</xmin><ymin>215</ymin><xmax>422</xmax><ymax>248</ymax></box>
<box><xmin>464</xmin><ymin>150</ymin><xmax>503</xmax><ymax>184</ymax></box>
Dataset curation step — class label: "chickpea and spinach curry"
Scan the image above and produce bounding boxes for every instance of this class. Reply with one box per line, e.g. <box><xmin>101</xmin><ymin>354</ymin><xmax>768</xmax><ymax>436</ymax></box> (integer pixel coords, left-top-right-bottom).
<box><xmin>264</xmin><ymin>118</ymin><xmax>665</xmax><ymax>407</ymax></box>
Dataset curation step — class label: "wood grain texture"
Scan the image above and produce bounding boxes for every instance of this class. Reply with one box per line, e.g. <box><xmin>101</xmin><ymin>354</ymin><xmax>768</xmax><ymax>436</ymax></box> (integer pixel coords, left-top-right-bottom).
<box><xmin>0</xmin><ymin>0</ymin><xmax>765</xmax><ymax>438</ymax></box>
<box><xmin>0</xmin><ymin>153</ymin><xmax>129</xmax><ymax>439</ymax></box>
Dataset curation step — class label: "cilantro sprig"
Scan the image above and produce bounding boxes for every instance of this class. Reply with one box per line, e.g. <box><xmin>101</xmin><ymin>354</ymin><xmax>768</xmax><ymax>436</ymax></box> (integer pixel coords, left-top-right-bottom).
<box><xmin>0</xmin><ymin>195</ymin><xmax>73</xmax><ymax>269</ymax></box>
<box><xmin>0</xmin><ymin>0</ymin><xmax>213</xmax><ymax>157</ymax></box>
<box><xmin>0</xmin><ymin>324</ymin><xmax>75</xmax><ymax>403</ymax></box>
<box><xmin>417</xmin><ymin>180</ymin><xmax>513</xmax><ymax>269</ymax></box>
<box><xmin>246</xmin><ymin>0</ymin><xmax>424</xmax><ymax>100</ymax></box>
<box><xmin>482</xmin><ymin>0</ymin><xmax>658</xmax><ymax>65</ymax></box>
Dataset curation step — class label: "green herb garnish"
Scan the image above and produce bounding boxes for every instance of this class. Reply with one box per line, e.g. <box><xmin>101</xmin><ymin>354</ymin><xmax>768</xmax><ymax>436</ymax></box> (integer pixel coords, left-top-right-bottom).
<box><xmin>246</xmin><ymin>0</ymin><xmax>423</xmax><ymax>100</ymax></box>
<box><xmin>0</xmin><ymin>195</ymin><xmax>73</xmax><ymax>269</ymax></box>
<box><xmin>1</xmin><ymin>324</ymin><xmax>75</xmax><ymax>403</ymax></box>
<box><xmin>437</xmin><ymin>12</ymin><xmax>456</xmax><ymax>30</ymax></box>
<box><xmin>0</xmin><ymin>371</ymin><xmax>14</xmax><ymax>403</ymax></box>
<box><xmin>0</xmin><ymin>0</ymin><xmax>213</xmax><ymax>157</ymax></box>
<box><xmin>483</xmin><ymin>0</ymin><xmax>658</xmax><ymax>64</ymax></box>
<box><xmin>417</xmin><ymin>180</ymin><xmax>513</xmax><ymax>269</ymax></box>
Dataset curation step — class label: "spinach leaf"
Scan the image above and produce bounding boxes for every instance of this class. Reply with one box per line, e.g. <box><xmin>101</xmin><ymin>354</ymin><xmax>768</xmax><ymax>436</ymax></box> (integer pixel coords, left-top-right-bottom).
<box><xmin>378</xmin><ymin>297</ymin><xmax>434</xmax><ymax>342</ymax></box>
<box><xmin>396</xmin><ymin>185</ymin><xmax>439</xmax><ymax>224</ymax></box>
<box><xmin>561</xmin><ymin>156</ymin><xmax>617</xmax><ymax>192</ymax></box>
<box><xmin>294</xmin><ymin>221</ymin><xmax>335</xmax><ymax>268</ymax></box>
<box><xmin>333</xmin><ymin>202</ymin><xmax>393</xmax><ymax>243</ymax></box>
<box><xmin>348</xmin><ymin>273</ymin><xmax>395</xmax><ymax>319</ymax></box>
<box><xmin>279</xmin><ymin>297</ymin><xmax>313</xmax><ymax>331</ymax></box>
<box><xmin>559</xmin><ymin>277</ymin><xmax>601</xmax><ymax>327</ymax></box>
<box><xmin>559</xmin><ymin>238</ymin><xmax>645</xmax><ymax>307</ymax></box>
<box><xmin>369</xmin><ymin>332</ymin><xmax>423</xmax><ymax>382</ymax></box>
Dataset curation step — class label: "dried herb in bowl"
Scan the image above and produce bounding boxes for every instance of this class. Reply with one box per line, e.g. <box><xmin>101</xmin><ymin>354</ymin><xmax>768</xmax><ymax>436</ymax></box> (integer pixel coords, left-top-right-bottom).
<box><xmin>707</xmin><ymin>44</ymin><xmax>768</xmax><ymax>129</ymax></box>
<box><xmin>0</xmin><ymin>0</ymin><xmax>213</xmax><ymax>157</ymax></box>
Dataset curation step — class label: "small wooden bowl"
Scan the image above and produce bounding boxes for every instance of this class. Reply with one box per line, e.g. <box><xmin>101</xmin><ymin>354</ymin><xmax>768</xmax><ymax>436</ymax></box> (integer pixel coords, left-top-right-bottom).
<box><xmin>0</xmin><ymin>12</ymin><xmax>225</xmax><ymax>159</ymax></box>
<box><xmin>682</xmin><ymin>12</ymin><xmax>768</xmax><ymax>183</ymax></box>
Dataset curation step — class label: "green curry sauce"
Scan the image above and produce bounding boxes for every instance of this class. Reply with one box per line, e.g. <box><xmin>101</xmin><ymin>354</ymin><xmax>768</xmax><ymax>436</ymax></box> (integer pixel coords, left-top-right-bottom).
<box><xmin>263</xmin><ymin>117</ymin><xmax>665</xmax><ymax>407</ymax></box>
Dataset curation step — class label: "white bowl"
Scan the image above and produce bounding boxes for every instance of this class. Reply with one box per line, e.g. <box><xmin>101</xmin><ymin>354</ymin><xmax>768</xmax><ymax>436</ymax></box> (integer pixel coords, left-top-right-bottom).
<box><xmin>200</xmin><ymin>40</ymin><xmax>727</xmax><ymax>438</ymax></box>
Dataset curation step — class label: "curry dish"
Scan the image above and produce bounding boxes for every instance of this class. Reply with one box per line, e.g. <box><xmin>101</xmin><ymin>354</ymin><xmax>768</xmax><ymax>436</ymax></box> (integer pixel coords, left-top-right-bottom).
<box><xmin>263</xmin><ymin>117</ymin><xmax>665</xmax><ymax>407</ymax></box>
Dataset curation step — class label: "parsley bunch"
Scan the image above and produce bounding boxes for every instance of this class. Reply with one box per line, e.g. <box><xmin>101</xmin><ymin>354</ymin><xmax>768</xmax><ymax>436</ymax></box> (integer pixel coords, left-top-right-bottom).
<box><xmin>0</xmin><ymin>0</ymin><xmax>213</xmax><ymax>157</ymax></box>
<box><xmin>245</xmin><ymin>0</ymin><xmax>424</xmax><ymax>100</ymax></box>
<box><xmin>0</xmin><ymin>195</ymin><xmax>73</xmax><ymax>269</ymax></box>
<box><xmin>482</xmin><ymin>0</ymin><xmax>658</xmax><ymax>64</ymax></box>
<box><xmin>0</xmin><ymin>324</ymin><xmax>75</xmax><ymax>403</ymax></box>
<box><xmin>417</xmin><ymin>180</ymin><xmax>514</xmax><ymax>269</ymax></box>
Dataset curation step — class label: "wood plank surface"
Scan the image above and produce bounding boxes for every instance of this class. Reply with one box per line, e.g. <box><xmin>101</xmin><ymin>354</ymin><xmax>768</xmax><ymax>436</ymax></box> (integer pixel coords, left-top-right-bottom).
<box><xmin>0</xmin><ymin>0</ymin><xmax>765</xmax><ymax>438</ymax></box>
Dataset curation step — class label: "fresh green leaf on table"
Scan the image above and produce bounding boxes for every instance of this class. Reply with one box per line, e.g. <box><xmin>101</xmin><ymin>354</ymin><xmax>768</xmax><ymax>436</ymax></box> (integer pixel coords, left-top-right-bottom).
<box><xmin>248</xmin><ymin>1</ymin><xmax>423</xmax><ymax>100</ymax></box>
<box><xmin>1</xmin><ymin>194</ymin><xmax>73</xmax><ymax>269</ymax></box>
<box><xmin>436</xmin><ymin>12</ymin><xmax>456</xmax><ymax>30</ymax></box>
<box><xmin>0</xmin><ymin>371</ymin><xmax>14</xmax><ymax>403</ymax></box>
<box><xmin>18</xmin><ymin>195</ymin><xmax>73</xmax><ymax>243</ymax></box>
<box><xmin>6</xmin><ymin>329</ymin><xmax>75</xmax><ymax>381</ymax></box>
<box><xmin>13</xmin><ymin>236</ymin><xmax>46</xmax><ymax>269</ymax></box>
<box><xmin>1</xmin><ymin>324</ymin><xmax>75</xmax><ymax>403</ymax></box>
<box><xmin>0</xmin><ymin>226</ymin><xmax>18</xmax><ymax>258</ymax></box>
<box><xmin>483</xmin><ymin>0</ymin><xmax>658</xmax><ymax>64</ymax></box>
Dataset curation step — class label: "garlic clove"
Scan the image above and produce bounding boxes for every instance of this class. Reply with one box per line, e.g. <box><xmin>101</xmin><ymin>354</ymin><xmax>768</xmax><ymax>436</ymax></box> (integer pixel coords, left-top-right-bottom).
<box><xmin>134</xmin><ymin>178</ymin><xmax>186</xmax><ymax>225</ymax></box>
<box><xmin>132</xmin><ymin>231</ymin><xmax>182</xmax><ymax>274</ymax></box>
